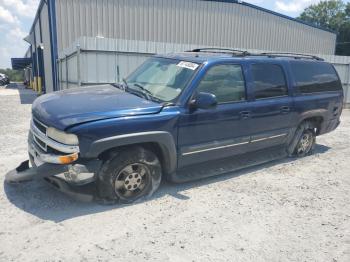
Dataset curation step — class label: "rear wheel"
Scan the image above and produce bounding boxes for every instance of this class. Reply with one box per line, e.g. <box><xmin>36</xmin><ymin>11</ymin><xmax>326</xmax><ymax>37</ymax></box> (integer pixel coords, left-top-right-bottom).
<box><xmin>97</xmin><ymin>146</ymin><xmax>162</xmax><ymax>204</ymax></box>
<box><xmin>292</xmin><ymin>123</ymin><xmax>316</xmax><ymax>157</ymax></box>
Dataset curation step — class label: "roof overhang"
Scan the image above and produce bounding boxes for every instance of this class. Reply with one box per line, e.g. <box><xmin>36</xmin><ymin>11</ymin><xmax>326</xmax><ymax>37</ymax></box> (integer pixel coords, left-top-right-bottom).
<box><xmin>11</xmin><ymin>58</ymin><xmax>32</xmax><ymax>70</ymax></box>
<box><xmin>23</xmin><ymin>34</ymin><xmax>33</xmax><ymax>44</ymax></box>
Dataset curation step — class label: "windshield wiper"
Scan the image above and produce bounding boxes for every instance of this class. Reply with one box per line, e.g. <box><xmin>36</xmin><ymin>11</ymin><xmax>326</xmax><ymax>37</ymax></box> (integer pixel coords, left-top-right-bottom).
<box><xmin>120</xmin><ymin>79</ymin><xmax>162</xmax><ymax>103</ymax></box>
<box><xmin>121</xmin><ymin>79</ymin><xmax>150</xmax><ymax>100</ymax></box>
<box><xmin>131</xmin><ymin>83</ymin><xmax>163</xmax><ymax>103</ymax></box>
<box><xmin>132</xmin><ymin>83</ymin><xmax>153</xmax><ymax>100</ymax></box>
<box><xmin>111</xmin><ymin>83</ymin><xmax>124</xmax><ymax>90</ymax></box>
<box><xmin>122</xmin><ymin>78</ymin><xmax>130</xmax><ymax>91</ymax></box>
<box><xmin>112</xmin><ymin>79</ymin><xmax>129</xmax><ymax>92</ymax></box>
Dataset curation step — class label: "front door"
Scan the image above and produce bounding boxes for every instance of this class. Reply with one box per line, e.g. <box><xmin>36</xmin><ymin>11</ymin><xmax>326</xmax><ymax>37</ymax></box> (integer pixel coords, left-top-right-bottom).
<box><xmin>177</xmin><ymin>63</ymin><xmax>251</xmax><ymax>168</ymax></box>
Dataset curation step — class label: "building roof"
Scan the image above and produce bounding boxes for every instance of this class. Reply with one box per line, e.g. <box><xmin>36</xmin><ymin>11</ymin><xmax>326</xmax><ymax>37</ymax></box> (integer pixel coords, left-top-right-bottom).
<box><xmin>28</xmin><ymin>0</ymin><xmax>335</xmax><ymax>36</ymax></box>
<box><xmin>208</xmin><ymin>1</ymin><xmax>335</xmax><ymax>34</ymax></box>
<box><xmin>11</xmin><ymin>58</ymin><xmax>32</xmax><ymax>70</ymax></box>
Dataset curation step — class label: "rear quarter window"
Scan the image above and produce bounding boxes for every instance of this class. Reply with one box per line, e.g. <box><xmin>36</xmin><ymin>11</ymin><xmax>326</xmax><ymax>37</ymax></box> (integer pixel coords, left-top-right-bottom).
<box><xmin>290</xmin><ymin>61</ymin><xmax>342</xmax><ymax>93</ymax></box>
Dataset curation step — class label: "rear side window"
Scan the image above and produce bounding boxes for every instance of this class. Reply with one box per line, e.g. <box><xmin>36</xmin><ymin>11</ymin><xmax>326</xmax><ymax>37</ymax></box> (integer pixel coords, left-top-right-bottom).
<box><xmin>290</xmin><ymin>61</ymin><xmax>342</xmax><ymax>93</ymax></box>
<box><xmin>251</xmin><ymin>64</ymin><xmax>288</xmax><ymax>99</ymax></box>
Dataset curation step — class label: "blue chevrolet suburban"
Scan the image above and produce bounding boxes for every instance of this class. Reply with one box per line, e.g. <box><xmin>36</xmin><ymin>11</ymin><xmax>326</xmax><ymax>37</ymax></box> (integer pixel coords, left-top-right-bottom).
<box><xmin>6</xmin><ymin>49</ymin><xmax>344</xmax><ymax>203</ymax></box>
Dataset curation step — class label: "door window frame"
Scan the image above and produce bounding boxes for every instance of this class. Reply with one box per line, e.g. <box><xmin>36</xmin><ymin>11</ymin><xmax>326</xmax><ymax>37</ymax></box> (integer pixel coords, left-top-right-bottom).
<box><xmin>189</xmin><ymin>62</ymin><xmax>248</xmax><ymax>106</ymax></box>
<box><xmin>249</xmin><ymin>62</ymin><xmax>290</xmax><ymax>101</ymax></box>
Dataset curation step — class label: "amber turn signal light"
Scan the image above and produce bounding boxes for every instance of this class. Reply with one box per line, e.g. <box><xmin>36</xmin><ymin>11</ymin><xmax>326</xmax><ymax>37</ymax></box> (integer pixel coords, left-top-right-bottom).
<box><xmin>58</xmin><ymin>153</ymin><xmax>79</xmax><ymax>164</ymax></box>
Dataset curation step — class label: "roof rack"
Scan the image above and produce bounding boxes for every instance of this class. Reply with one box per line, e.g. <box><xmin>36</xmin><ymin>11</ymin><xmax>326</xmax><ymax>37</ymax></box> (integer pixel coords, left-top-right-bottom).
<box><xmin>259</xmin><ymin>52</ymin><xmax>324</xmax><ymax>61</ymax></box>
<box><xmin>188</xmin><ymin>48</ymin><xmax>250</xmax><ymax>56</ymax></box>
<box><xmin>186</xmin><ymin>48</ymin><xmax>324</xmax><ymax>61</ymax></box>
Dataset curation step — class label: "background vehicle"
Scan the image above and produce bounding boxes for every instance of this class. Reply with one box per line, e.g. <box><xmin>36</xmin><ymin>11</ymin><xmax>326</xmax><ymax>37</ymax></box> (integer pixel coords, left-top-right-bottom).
<box><xmin>6</xmin><ymin>49</ymin><xmax>344</xmax><ymax>204</ymax></box>
<box><xmin>0</xmin><ymin>73</ymin><xmax>10</xmax><ymax>85</ymax></box>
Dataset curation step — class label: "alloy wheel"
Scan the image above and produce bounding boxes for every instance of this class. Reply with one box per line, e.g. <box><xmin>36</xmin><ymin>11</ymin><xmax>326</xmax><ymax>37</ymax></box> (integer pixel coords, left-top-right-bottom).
<box><xmin>114</xmin><ymin>163</ymin><xmax>150</xmax><ymax>199</ymax></box>
<box><xmin>296</xmin><ymin>132</ymin><xmax>313</xmax><ymax>156</ymax></box>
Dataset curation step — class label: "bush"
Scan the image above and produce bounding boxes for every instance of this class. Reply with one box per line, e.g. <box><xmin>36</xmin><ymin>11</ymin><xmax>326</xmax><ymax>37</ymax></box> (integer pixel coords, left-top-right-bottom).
<box><xmin>0</xmin><ymin>68</ymin><xmax>23</xmax><ymax>82</ymax></box>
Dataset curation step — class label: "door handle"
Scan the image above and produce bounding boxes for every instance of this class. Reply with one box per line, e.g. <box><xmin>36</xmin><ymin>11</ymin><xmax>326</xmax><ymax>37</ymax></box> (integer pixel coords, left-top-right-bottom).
<box><xmin>280</xmin><ymin>106</ymin><xmax>290</xmax><ymax>114</ymax></box>
<box><xmin>240</xmin><ymin>111</ymin><xmax>251</xmax><ymax>119</ymax></box>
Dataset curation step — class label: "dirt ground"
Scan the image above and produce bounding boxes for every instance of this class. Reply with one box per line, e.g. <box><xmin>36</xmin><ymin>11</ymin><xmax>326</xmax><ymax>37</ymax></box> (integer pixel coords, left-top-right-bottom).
<box><xmin>0</xmin><ymin>84</ymin><xmax>349</xmax><ymax>262</ymax></box>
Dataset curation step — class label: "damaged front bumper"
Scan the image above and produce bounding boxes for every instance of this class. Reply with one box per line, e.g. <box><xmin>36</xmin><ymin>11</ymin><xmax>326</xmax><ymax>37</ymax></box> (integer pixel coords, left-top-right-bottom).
<box><xmin>5</xmin><ymin>159</ymin><xmax>101</xmax><ymax>185</ymax></box>
<box><xmin>5</xmin><ymin>119</ymin><xmax>103</xmax><ymax>201</ymax></box>
<box><xmin>5</xmin><ymin>119</ymin><xmax>101</xmax><ymax>185</ymax></box>
<box><xmin>5</xmin><ymin>160</ymin><xmax>68</xmax><ymax>183</ymax></box>
<box><xmin>5</xmin><ymin>159</ymin><xmax>102</xmax><ymax>202</ymax></box>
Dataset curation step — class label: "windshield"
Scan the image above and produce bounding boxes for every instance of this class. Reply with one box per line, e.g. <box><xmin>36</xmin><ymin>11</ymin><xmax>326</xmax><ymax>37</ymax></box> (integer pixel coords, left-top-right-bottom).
<box><xmin>125</xmin><ymin>57</ymin><xmax>199</xmax><ymax>102</ymax></box>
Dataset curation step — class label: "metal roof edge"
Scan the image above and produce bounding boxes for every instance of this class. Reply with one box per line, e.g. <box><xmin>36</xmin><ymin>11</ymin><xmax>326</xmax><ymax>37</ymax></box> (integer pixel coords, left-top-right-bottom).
<box><xmin>29</xmin><ymin>0</ymin><xmax>46</xmax><ymax>34</ymax></box>
<box><xmin>202</xmin><ymin>0</ymin><xmax>337</xmax><ymax>34</ymax></box>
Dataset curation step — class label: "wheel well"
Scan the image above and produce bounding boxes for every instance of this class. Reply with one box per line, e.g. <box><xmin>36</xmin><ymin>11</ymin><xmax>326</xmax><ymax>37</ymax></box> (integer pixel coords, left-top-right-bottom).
<box><xmin>302</xmin><ymin>116</ymin><xmax>323</xmax><ymax>135</ymax></box>
<box><xmin>98</xmin><ymin>142</ymin><xmax>168</xmax><ymax>173</ymax></box>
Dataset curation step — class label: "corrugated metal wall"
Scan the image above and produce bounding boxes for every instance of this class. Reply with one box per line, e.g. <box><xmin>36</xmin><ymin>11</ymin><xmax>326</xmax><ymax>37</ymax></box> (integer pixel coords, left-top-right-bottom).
<box><xmin>58</xmin><ymin>37</ymin><xmax>350</xmax><ymax>106</ymax></box>
<box><xmin>40</xmin><ymin>3</ymin><xmax>54</xmax><ymax>93</ymax></box>
<box><xmin>26</xmin><ymin>1</ymin><xmax>54</xmax><ymax>93</ymax></box>
<box><xmin>55</xmin><ymin>0</ymin><xmax>336</xmax><ymax>55</ymax></box>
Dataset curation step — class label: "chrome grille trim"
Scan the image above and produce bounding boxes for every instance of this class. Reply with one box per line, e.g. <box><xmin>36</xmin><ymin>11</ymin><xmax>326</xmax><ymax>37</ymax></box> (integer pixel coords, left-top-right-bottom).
<box><xmin>32</xmin><ymin>132</ymin><xmax>47</xmax><ymax>151</ymax></box>
<box><xmin>33</xmin><ymin>117</ymin><xmax>47</xmax><ymax>135</ymax></box>
<box><xmin>28</xmin><ymin>133</ymin><xmax>78</xmax><ymax>164</ymax></box>
<box><xmin>30</xmin><ymin>119</ymin><xmax>79</xmax><ymax>154</ymax></box>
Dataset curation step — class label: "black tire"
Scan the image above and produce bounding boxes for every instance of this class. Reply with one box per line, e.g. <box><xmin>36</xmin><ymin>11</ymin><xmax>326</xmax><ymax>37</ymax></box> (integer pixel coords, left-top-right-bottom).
<box><xmin>289</xmin><ymin>122</ymin><xmax>316</xmax><ymax>157</ymax></box>
<box><xmin>97</xmin><ymin>146</ymin><xmax>162</xmax><ymax>204</ymax></box>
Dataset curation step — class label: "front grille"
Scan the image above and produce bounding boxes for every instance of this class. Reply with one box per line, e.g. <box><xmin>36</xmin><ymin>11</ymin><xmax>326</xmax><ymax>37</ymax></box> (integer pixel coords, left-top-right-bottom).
<box><xmin>29</xmin><ymin>117</ymin><xmax>80</xmax><ymax>155</ymax></box>
<box><xmin>33</xmin><ymin>135</ymin><xmax>47</xmax><ymax>151</ymax></box>
<box><xmin>31</xmin><ymin>118</ymin><xmax>48</xmax><ymax>152</ymax></box>
<box><xmin>33</xmin><ymin>118</ymin><xmax>47</xmax><ymax>134</ymax></box>
<box><xmin>47</xmin><ymin>146</ymin><xmax>65</xmax><ymax>155</ymax></box>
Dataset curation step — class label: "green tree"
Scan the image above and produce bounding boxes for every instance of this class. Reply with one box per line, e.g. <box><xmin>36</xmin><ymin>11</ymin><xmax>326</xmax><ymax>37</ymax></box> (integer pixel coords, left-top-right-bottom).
<box><xmin>298</xmin><ymin>0</ymin><xmax>350</xmax><ymax>56</ymax></box>
<box><xmin>0</xmin><ymin>68</ymin><xmax>24</xmax><ymax>82</ymax></box>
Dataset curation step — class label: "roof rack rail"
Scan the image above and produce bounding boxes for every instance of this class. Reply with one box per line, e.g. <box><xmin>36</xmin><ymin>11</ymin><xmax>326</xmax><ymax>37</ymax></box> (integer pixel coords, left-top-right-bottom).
<box><xmin>259</xmin><ymin>52</ymin><xmax>324</xmax><ymax>61</ymax></box>
<box><xmin>188</xmin><ymin>48</ymin><xmax>250</xmax><ymax>56</ymax></box>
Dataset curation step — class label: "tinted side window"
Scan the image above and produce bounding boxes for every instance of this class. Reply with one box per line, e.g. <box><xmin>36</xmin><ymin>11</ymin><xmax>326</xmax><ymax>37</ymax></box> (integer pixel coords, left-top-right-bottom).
<box><xmin>251</xmin><ymin>64</ymin><xmax>288</xmax><ymax>99</ymax></box>
<box><xmin>290</xmin><ymin>61</ymin><xmax>342</xmax><ymax>93</ymax></box>
<box><xmin>196</xmin><ymin>64</ymin><xmax>246</xmax><ymax>103</ymax></box>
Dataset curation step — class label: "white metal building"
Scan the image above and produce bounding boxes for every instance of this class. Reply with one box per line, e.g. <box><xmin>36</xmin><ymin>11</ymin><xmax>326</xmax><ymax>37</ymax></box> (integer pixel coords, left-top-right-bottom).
<box><xmin>11</xmin><ymin>0</ymin><xmax>349</xmax><ymax>105</ymax></box>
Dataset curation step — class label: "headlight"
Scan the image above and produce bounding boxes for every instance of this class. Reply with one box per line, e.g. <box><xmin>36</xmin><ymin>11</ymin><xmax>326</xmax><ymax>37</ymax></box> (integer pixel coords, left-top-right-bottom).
<box><xmin>47</xmin><ymin>127</ymin><xmax>79</xmax><ymax>145</ymax></box>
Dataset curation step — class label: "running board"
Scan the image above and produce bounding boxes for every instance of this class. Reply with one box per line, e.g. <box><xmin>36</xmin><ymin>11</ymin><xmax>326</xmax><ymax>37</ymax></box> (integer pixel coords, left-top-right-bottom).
<box><xmin>169</xmin><ymin>146</ymin><xmax>288</xmax><ymax>183</ymax></box>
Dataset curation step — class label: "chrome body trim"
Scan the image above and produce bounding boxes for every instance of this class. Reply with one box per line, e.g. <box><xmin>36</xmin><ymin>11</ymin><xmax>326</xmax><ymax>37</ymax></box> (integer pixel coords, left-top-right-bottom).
<box><xmin>33</xmin><ymin>116</ymin><xmax>48</xmax><ymax>130</ymax></box>
<box><xmin>182</xmin><ymin>141</ymin><xmax>249</xmax><ymax>156</ymax></box>
<box><xmin>29</xmin><ymin>136</ymin><xmax>77</xmax><ymax>164</ymax></box>
<box><xmin>182</xmin><ymin>133</ymin><xmax>288</xmax><ymax>156</ymax></box>
<box><xmin>30</xmin><ymin>119</ymin><xmax>79</xmax><ymax>154</ymax></box>
<box><xmin>251</xmin><ymin>133</ymin><xmax>287</xmax><ymax>143</ymax></box>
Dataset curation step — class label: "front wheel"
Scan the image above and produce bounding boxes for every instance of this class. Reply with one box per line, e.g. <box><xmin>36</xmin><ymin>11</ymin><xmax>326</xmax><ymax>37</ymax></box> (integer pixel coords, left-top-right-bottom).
<box><xmin>97</xmin><ymin>146</ymin><xmax>162</xmax><ymax>204</ymax></box>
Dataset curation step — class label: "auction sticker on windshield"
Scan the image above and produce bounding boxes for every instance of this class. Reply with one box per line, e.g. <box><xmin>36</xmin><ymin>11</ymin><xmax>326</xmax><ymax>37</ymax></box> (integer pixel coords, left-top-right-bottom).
<box><xmin>177</xmin><ymin>61</ymin><xmax>199</xmax><ymax>70</ymax></box>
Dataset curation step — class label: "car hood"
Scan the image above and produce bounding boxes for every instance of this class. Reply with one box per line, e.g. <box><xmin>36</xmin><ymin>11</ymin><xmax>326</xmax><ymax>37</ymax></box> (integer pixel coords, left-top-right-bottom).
<box><xmin>32</xmin><ymin>85</ymin><xmax>163</xmax><ymax>130</ymax></box>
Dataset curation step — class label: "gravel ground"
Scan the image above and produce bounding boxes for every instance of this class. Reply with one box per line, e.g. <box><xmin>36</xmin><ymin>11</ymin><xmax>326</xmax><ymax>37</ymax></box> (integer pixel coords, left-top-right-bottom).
<box><xmin>0</xmin><ymin>84</ymin><xmax>350</xmax><ymax>262</ymax></box>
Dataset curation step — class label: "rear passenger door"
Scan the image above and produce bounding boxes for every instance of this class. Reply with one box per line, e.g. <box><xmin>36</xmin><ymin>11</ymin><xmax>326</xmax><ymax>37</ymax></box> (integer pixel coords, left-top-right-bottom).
<box><xmin>247</xmin><ymin>63</ymin><xmax>294</xmax><ymax>150</ymax></box>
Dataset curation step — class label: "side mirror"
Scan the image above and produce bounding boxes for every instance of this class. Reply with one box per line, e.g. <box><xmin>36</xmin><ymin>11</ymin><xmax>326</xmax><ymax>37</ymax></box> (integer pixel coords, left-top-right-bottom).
<box><xmin>190</xmin><ymin>92</ymin><xmax>218</xmax><ymax>110</ymax></box>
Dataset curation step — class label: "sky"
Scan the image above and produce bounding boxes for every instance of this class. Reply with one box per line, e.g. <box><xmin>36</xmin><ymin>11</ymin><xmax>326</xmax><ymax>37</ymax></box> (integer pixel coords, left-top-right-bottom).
<box><xmin>0</xmin><ymin>0</ymin><xmax>349</xmax><ymax>69</ymax></box>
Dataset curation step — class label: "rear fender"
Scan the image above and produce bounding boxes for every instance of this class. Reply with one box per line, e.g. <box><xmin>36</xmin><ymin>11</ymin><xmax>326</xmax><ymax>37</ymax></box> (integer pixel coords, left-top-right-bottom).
<box><xmin>298</xmin><ymin>109</ymin><xmax>328</xmax><ymax>125</ymax></box>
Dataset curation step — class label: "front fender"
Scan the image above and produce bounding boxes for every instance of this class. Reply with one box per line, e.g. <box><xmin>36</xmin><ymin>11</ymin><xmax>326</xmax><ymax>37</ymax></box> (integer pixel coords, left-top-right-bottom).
<box><xmin>82</xmin><ymin>131</ymin><xmax>177</xmax><ymax>174</ymax></box>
